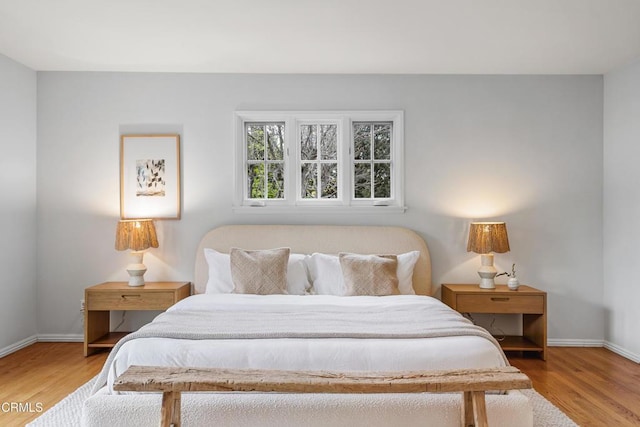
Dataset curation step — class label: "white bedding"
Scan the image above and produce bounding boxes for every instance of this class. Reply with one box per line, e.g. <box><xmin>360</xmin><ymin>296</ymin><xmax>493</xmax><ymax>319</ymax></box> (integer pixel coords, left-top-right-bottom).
<box><xmin>101</xmin><ymin>294</ymin><xmax>507</xmax><ymax>394</ymax></box>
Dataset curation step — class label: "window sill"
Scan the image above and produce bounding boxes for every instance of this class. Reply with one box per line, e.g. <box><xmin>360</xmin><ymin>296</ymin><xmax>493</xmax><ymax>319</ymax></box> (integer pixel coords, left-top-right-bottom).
<box><xmin>232</xmin><ymin>205</ymin><xmax>407</xmax><ymax>215</ymax></box>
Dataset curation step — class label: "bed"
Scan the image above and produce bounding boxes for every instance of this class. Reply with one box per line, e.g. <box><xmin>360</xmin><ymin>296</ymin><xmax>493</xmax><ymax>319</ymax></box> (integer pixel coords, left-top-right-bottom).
<box><xmin>82</xmin><ymin>225</ymin><xmax>533</xmax><ymax>426</ymax></box>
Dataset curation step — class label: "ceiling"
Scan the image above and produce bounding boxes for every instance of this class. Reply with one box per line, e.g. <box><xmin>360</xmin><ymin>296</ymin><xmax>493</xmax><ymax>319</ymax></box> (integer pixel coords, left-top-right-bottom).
<box><xmin>1</xmin><ymin>0</ymin><xmax>639</xmax><ymax>74</ymax></box>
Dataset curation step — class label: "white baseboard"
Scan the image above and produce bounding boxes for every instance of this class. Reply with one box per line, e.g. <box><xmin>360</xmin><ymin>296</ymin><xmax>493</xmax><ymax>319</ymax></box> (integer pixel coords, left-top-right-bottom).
<box><xmin>548</xmin><ymin>339</ymin><xmax>639</xmax><ymax>363</ymax></box>
<box><xmin>37</xmin><ymin>334</ymin><xmax>83</xmax><ymax>342</ymax></box>
<box><xmin>0</xmin><ymin>334</ymin><xmax>83</xmax><ymax>358</ymax></box>
<box><xmin>0</xmin><ymin>335</ymin><xmax>38</xmax><ymax>358</ymax></box>
<box><xmin>547</xmin><ymin>339</ymin><xmax>604</xmax><ymax>347</ymax></box>
<box><xmin>604</xmin><ymin>341</ymin><xmax>640</xmax><ymax>363</ymax></box>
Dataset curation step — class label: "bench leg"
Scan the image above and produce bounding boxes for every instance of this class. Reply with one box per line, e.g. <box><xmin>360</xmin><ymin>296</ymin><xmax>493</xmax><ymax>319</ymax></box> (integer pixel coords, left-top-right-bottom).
<box><xmin>471</xmin><ymin>391</ymin><xmax>488</xmax><ymax>427</ymax></box>
<box><xmin>463</xmin><ymin>391</ymin><xmax>474</xmax><ymax>427</ymax></box>
<box><xmin>160</xmin><ymin>391</ymin><xmax>181</xmax><ymax>427</ymax></box>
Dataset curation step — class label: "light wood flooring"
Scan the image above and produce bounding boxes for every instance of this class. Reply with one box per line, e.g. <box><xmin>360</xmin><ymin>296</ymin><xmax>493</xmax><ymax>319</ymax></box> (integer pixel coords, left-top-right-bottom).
<box><xmin>0</xmin><ymin>343</ymin><xmax>638</xmax><ymax>426</ymax></box>
<box><xmin>508</xmin><ymin>347</ymin><xmax>640</xmax><ymax>426</ymax></box>
<box><xmin>0</xmin><ymin>343</ymin><xmax>107</xmax><ymax>427</ymax></box>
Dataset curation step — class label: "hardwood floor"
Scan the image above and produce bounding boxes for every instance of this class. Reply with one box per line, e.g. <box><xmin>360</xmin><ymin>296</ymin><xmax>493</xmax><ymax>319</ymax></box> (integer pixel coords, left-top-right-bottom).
<box><xmin>0</xmin><ymin>344</ymin><xmax>638</xmax><ymax>426</ymax></box>
<box><xmin>509</xmin><ymin>347</ymin><xmax>640</xmax><ymax>426</ymax></box>
<box><xmin>0</xmin><ymin>343</ymin><xmax>107</xmax><ymax>427</ymax></box>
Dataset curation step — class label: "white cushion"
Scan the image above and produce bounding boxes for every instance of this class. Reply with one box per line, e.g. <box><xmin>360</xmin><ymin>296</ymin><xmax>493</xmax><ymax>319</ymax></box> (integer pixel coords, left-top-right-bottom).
<box><xmin>204</xmin><ymin>248</ymin><xmax>310</xmax><ymax>295</ymax></box>
<box><xmin>306</xmin><ymin>253</ymin><xmax>344</xmax><ymax>295</ymax></box>
<box><xmin>307</xmin><ymin>251</ymin><xmax>420</xmax><ymax>296</ymax></box>
<box><xmin>396</xmin><ymin>250</ymin><xmax>420</xmax><ymax>295</ymax></box>
<box><xmin>204</xmin><ymin>248</ymin><xmax>234</xmax><ymax>293</ymax></box>
<box><xmin>286</xmin><ymin>254</ymin><xmax>311</xmax><ymax>295</ymax></box>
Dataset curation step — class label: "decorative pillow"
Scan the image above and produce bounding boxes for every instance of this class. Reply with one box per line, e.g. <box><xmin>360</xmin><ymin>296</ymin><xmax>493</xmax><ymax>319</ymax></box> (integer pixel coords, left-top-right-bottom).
<box><xmin>339</xmin><ymin>253</ymin><xmax>399</xmax><ymax>296</ymax></box>
<box><xmin>204</xmin><ymin>248</ymin><xmax>310</xmax><ymax>295</ymax></box>
<box><xmin>230</xmin><ymin>247</ymin><xmax>290</xmax><ymax>295</ymax></box>
<box><xmin>306</xmin><ymin>251</ymin><xmax>420</xmax><ymax>296</ymax></box>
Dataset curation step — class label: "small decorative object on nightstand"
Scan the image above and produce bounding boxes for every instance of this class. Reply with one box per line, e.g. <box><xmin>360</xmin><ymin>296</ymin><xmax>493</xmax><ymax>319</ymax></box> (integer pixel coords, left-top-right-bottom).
<box><xmin>467</xmin><ymin>222</ymin><xmax>510</xmax><ymax>289</ymax></box>
<box><xmin>84</xmin><ymin>281</ymin><xmax>190</xmax><ymax>356</ymax></box>
<box><xmin>115</xmin><ymin>219</ymin><xmax>159</xmax><ymax>286</ymax></box>
<box><xmin>497</xmin><ymin>263</ymin><xmax>520</xmax><ymax>290</ymax></box>
<box><xmin>441</xmin><ymin>283</ymin><xmax>547</xmax><ymax>360</ymax></box>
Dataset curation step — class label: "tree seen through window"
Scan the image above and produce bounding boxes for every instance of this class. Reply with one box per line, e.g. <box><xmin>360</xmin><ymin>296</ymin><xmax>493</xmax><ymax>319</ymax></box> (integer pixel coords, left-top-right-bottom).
<box><xmin>246</xmin><ymin>123</ymin><xmax>285</xmax><ymax>199</ymax></box>
<box><xmin>353</xmin><ymin>122</ymin><xmax>392</xmax><ymax>199</ymax></box>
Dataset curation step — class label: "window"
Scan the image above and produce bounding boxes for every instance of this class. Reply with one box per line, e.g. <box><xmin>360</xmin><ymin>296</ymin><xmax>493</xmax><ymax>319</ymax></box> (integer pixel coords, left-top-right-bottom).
<box><xmin>245</xmin><ymin>123</ymin><xmax>285</xmax><ymax>200</ymax></box>
<box><xmin>234</xmin><ymin>111</ymin><xmax>404</xmax><ymax>212</ymax></box>
<box><xmin>353</xmin><ymin>122</ymin><xmax>392</xmax><ymax>200</ymax></box>
<box><xmin>299</xmin><ymin>123</ymin><xmax>339</xmax><ymax>200</ymax></box>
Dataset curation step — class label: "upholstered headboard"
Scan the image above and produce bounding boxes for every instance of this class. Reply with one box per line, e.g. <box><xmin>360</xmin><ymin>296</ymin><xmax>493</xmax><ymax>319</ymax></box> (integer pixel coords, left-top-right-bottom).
<box><xmin>194</xmin><ymin>225</ymin><xmax>432</xmax><ymax>296</ymax></box>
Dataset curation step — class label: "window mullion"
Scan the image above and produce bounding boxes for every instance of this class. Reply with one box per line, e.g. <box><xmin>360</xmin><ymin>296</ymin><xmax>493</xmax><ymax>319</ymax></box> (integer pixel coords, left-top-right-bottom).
<box><xmin>263</xmin><ymin>126</ymin><xmax>269</xmax><ymax>198</ymax></box>
<box><xmin>370</xmin><ymin>128</ymin><xmax>375</xmax><ymax>198</ymax></box>
<box><xmin>315</xmin><ymin>125</ymin><xmax>322</xmax><ymax>199</ymax></box>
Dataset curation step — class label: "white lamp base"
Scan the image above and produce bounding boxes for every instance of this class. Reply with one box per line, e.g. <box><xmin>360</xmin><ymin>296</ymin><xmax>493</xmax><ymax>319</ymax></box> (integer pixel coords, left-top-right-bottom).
<box><xmin>126</xmin><ymin>251</ymin><xmax>147</xmax><ymax>287</ymax></box>
<box><xmin>478</xmin><ymin>253</ymin><xmax>497</xmax><ymax>289</ymax></box>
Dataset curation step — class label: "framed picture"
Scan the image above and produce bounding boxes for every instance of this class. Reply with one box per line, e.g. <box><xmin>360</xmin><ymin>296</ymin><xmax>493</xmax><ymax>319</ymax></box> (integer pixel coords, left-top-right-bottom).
<box><xmin>120</xmin><ymin>134</ymin><xmax>181</xmax><ymax>219</ymax></box>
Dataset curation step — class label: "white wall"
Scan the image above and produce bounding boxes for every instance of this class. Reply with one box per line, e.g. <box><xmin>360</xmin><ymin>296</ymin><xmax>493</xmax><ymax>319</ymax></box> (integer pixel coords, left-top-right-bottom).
<box><xmin>36</xmin><ymin>73</ymin><xmax>603</xmax><ymax>343</ymax></box>
<box><xmin>603</xmin><ymin>61</ymin><xmax>640</xmax><ymax>362</ymax></box>
<box><xmin>0</xmin><ymin>54</ymin><xmax>37</xmax><ymax>355</ymax></box>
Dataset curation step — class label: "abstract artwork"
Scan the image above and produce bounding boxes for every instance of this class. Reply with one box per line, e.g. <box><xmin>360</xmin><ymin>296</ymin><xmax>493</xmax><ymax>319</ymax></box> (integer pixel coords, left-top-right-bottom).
<box><xmin>136</xmin><ymin>159</ymin><xmax>166</xmax><ymax>196</ymax></box>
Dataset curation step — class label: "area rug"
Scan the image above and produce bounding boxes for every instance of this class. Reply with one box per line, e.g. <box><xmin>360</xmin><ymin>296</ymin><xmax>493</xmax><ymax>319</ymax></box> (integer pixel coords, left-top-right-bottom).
<box><xmin>27</xmin><ymin>377</ymin><xmax>578</xmax><ymax>427</ymax></box>
<box><xmin>521</xmin><ymin>389</ymin><xmax>579</xmax><ymax>427</ymax></box>
<box><xmin>26</xmin><ymin>376</ymin><xmax>98</xmax><ymax>427</ymax></box>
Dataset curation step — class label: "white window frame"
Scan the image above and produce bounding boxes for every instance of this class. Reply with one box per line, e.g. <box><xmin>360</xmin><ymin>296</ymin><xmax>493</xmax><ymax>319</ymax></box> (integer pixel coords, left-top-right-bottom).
<box><xmin>244</xmin><ymin>121</ymin><xmax>287</xmax><ymax>202</ymax></box>
<box><xmin>234</xmin><ymin>110</ymin><xmax>405</xmax><ymax>213</ymax></box>
<box><xmin>295</xmin><ymin>118</ymin><xmax>344</xmax><ymax>206</ymax></box>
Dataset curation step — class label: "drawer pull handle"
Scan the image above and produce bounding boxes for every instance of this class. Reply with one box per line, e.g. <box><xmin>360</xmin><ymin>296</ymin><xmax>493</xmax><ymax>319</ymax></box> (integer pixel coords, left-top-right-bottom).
<box><xmin>491</xmin><ymin>297</ymin><xmax>510</xmax><ymax>302</ymax></box>
<box><xmin>121</xmin><ymin>294</ymin><xmax>141</xmax><ymax>299</ymax></box>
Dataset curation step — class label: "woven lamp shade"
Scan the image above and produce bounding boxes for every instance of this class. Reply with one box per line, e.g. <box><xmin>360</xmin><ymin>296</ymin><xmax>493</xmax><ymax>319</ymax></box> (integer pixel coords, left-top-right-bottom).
<box><xmin>115</xmin><ymin>219</ymin><xmax>159</xmax><ymax>251</ymax></box>
<box><xmin>467</xmin><ymin>222</ymin><xmax>510</xmax><ymax>254</ymax></box>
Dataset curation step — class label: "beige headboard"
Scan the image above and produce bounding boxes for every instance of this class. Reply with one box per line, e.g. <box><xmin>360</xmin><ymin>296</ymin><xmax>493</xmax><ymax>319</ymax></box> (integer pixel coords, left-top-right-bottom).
<box><xmin>194</xmin><ymin>225</ymin><xmax>432</xmax><ymax>296</ymax></box>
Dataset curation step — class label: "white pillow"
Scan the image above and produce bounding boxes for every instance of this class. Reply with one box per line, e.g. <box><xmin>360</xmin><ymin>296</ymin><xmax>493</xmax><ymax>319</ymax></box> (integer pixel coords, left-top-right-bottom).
<box><xmin>307</xmin><ymin>251</ymin><xmax>420</xmax><ymax>296</ymax></box>
<box><xmin>204</xmin><ymin>248</ymin><xmax>310</xmax><ymax>295</ymax></box>
<box><xmin>396</xmin><ymin>250</ymin><xmax>420</xmax><ymax>295</ymax></box>
<box><xmin>286</xmin><ymin>254</ymin><xmax>311</xmax><ymax>295</ymax></box>
<box><xmin>306</xmin><ymin>253</ymin><xmax>344</xmax><ymax>296</ymax></box>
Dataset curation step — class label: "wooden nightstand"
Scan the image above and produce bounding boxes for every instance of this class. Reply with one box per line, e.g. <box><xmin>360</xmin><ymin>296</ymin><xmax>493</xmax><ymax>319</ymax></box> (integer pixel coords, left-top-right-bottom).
<box><xmin>441</xmin><ymin>284</ymin><xmax>547</xmax><ymax>360</ymax></box>
<box><xmin>84</xmin><ymin>281</ymin><xmax>190</xmax><ymax>356</ymax></box>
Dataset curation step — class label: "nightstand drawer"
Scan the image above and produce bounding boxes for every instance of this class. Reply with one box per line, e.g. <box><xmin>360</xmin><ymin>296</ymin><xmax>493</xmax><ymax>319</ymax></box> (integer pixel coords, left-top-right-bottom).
<box><xmin>456</xmin><ymin>294</ymin><xmax>544</xmax><ymax>314</ymax></box>
<box><xmin>87</xmin><ymin>291</ymin><xmax>175</xmax><ymax>310</ymax></box>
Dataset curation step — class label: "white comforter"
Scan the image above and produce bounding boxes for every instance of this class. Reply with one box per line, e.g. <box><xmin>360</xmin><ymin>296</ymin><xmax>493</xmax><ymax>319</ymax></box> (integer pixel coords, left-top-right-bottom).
<box><xmin>99</xmin><ymin>294</ymin><xmax>507</xmax><ymax>394</ymax></box>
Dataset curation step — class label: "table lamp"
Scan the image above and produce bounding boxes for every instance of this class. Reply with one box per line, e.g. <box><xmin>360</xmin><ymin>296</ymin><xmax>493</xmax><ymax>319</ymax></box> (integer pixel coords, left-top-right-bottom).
<box><xmin>115</xmin><ymin>219</ymin><xmax>159</xmax><ymax>286</ymax></box>
<box><xmin>467</xmin><ymin>222</ymin><xmax>510</xmax><ymax>289</ymax></box>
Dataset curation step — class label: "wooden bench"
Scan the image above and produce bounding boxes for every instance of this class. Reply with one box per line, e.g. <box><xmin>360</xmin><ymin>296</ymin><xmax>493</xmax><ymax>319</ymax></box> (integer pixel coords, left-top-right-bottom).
<box><xmin>114</xmin><ymin>365</ymin><xmax>532</xmax><ymax>427</ymax></box>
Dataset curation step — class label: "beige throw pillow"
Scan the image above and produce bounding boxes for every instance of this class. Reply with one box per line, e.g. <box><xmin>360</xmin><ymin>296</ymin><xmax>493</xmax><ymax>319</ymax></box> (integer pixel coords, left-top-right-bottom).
<box><xmin>230</xmin><ymin>247</ymin><xmax>290</xmax><ymax>295</ymax></box>
<box><xmin>339</xmin><ymin>253</ymin><xmax>399</xmax><ymax>296</ymax></box>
